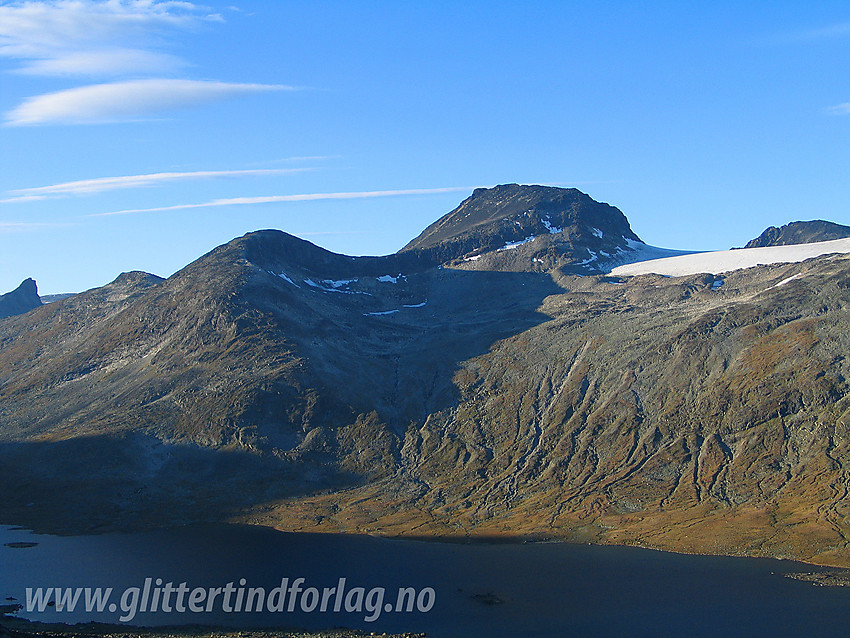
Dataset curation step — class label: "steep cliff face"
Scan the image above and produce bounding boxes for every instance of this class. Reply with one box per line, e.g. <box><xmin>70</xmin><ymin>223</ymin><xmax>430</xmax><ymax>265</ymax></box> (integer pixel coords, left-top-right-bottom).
<box><xmin>0</xmin><ymin>278</ymin><xmax>41</xmax><ymax>319</ymax></box>
<box><xmin>3</xmin><ymin>186</ymin><xmax>850</xmax><ymax>567</ymax></box>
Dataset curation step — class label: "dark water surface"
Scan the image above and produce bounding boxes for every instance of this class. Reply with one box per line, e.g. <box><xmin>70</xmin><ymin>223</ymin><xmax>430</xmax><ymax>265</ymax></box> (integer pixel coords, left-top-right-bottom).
<box><xmin>1</xmin><ymin>523</ymin><xmax>849</xmax><ymax>637</ymax></box>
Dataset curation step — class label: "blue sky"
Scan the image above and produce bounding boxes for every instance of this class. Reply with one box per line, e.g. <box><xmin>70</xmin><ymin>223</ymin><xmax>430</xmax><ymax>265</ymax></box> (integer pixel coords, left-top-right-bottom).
<box><xmin>1</xmin><ymin>1</ymin><xmax>849</xmax><ymax>295</ymax></box>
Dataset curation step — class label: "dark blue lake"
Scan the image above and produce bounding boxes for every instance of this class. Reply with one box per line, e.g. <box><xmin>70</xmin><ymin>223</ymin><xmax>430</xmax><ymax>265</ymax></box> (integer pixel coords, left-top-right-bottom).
<box><xmin>2</xmin><ymin>523</ymin><xmax>849</xmax><ymax>637</ymax></box>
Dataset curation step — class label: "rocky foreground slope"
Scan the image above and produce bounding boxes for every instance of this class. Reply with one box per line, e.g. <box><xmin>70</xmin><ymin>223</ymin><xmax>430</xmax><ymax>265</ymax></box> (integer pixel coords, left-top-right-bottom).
<box><xmin>3</xmin><ymin>185</ymin><xmax>850</xmax><ymax>567</ymax></box>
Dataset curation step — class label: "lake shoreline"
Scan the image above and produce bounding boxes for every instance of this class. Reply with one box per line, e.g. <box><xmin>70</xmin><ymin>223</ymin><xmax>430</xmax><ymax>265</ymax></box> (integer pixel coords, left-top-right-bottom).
<box><xmin>6</xmin><ymin>516</ymin><xmax>850</xmax><ymax>574</ymax></box>
<box><xmin>0</xmin><ymin>614</ymin><xmax>427</xmax><ymax>638</ymax></box>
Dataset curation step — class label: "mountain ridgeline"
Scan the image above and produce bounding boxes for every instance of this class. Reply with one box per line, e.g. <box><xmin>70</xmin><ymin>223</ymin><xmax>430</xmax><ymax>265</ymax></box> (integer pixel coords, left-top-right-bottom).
<box><xmin>744</xmin><ymin>220</ymin><xmax>850</xmax><ymax>248</ymax></box>
<box><xmin>3</xmin><ymin>185</ymin><xmax>850</xmax><ymax>568</ymax></box>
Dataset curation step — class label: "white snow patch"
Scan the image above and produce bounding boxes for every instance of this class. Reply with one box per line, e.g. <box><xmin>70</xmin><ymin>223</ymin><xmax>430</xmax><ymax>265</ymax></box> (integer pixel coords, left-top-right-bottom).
<box><xmin>364</xmin><ymin>309</ymin><xmax>400</xmax><ymax>316</ymax></box>
<box><xmin>464</xmin><ymin>254</ymin><xmax>483</xmax><ymax>262</ymax></box>
<box><xmin>403</xmin><ymin>302</ymin><xmax>427</xmax><ymax>308</ymax></box>
<box><xmin>622</xmin><ymin>239</ymin><xmax>697</xmax><ymax>261</ymax></box>
<box><xmin>377</xmin><ymin>274</ymin><xmax>405</xmax><ymax>283</ymax></box>
<box><xmin>499</xmin><ymin>236</ymin><xmax>536</xmax><ymax>251</ymax></box>
<box><xmin>542</xmin><ymin>217</ymin><xmax>562</xmax><ymax>234</ymax></box>
<box><xmin>610</xmin><ymin>238</ymin><xmax>850</xmax><ymax>277</ymax></box>
<box><xmin>272</xmin><ymin>271</ymin><xmax>300</xmax><ymax>288</ymax></box>
<box><xmin>591</xmin><ymin>228</ymin><xmax>604</xmax><ymax>238</ymax></box>
<box><xmin>304</xmin><ymin>278</ymin><xmax>367</xmax><ymax>294</ymax></box>
<box><xmin>774</xmin><ymin>273</ymin><xmax>803</xmax><ymax>288</ymax></box>
<box><xmin>577</xmin><ymin>250</ymin><xmax>598</xmax><ymax>266</ymax></box>
<box><xmin>323</xmin><ymin>278</ymin><xmax>357</xmax><ymax>288</ymax></box>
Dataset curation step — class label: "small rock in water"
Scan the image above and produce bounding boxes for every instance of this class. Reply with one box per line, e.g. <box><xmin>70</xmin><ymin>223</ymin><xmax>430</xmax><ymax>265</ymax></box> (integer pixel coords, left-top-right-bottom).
<box><xmin>4</xmin><ymin>542</ymin><xmax>38</xmax><ymax>549</ymax></box>
<box><xmin>470</xmin><ymin>592</ymin><xmax>504</xmax><ymax>605</ymax></box>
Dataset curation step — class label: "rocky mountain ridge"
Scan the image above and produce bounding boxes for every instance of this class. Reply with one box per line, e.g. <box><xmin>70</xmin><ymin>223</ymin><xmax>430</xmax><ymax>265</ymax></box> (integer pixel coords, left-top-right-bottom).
<box><xmin>3</xmin><ymin>185</ymin><xmax>850</xmax><ymax>568</ymax></box>
<box><xmin>744</xmin><ymin>220</ymin><xmax>850</xmax><ymax>248</ymax></box>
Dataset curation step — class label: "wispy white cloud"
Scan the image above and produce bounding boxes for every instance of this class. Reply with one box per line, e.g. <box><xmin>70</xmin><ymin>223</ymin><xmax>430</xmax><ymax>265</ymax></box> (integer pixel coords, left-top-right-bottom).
<box><xmin>3</xmin><ymin>168</ymin><xmax>313</xmax><ymax>202</ymax></box>
<box><xmin>5</xmin><ymin>78</ymin><xmax>292</xmax><ymax>126</ymax></box>
<box><xmin>247</xmin><ymin>155</ymin><xmax>341</xmax><ymax>167</ymax></box>
<box><xmin>827</xmin><ymin>103</ymin><xmax>850</xmax><ymax>116</ymax></box>
<box><xmin>19</xmin><ymin>48</ymin><xmax>187</xmax><ymax>76</ymax></box>
<box><xmin>797</xmin><ymin>22</ymin><xmax>850</xmax><ymax>41</ymax></box>
<box><xmin>90</xmin><ymin>187</ymin><xmax>480</xmax><ymax>217</ymax></box>
<box><xmin>0</xmin><ymin>0</ymin><xmax>219</xmax><ymax>77</ymax></box>
<box><xmin>759</xmin><ymin>21</ymin><xmax>850</xmax><ymax>46</ymax></box>
<box><xmin>1</xmin><ymin>2</ymin><xmax>294</xmax><ymax>125</ymax></box>
<box><xmin>0</xmin><ymin>221</ymin><xmax>75</xmax><ymax>232</ymax></box>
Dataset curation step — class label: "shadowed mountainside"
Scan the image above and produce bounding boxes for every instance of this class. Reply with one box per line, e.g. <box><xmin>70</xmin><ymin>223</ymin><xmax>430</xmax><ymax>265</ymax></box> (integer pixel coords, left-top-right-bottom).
<box><xmin>0</xmin><ymin>219</ymin><xmax>562</xmax><ymax>533</ymax></box>
<box><xmin>0</xmin><ymin>279</ymin><xmax>41</xmax><ymax>319</ymax></box>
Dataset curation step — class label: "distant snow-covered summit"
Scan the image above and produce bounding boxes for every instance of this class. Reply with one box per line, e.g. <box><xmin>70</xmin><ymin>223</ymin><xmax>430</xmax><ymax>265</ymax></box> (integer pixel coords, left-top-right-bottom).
<box><xmin>610</xmin><ymin>236</ymin><xmax>850</xmax><ymax>277</ymax></box>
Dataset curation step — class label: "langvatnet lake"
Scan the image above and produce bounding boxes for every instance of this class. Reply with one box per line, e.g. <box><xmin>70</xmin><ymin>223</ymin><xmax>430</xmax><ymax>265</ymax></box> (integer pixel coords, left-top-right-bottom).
<box><xmin>2</xmin><ymin>524</ymin><xmax>850</xmax><ymax>637</ymax></box>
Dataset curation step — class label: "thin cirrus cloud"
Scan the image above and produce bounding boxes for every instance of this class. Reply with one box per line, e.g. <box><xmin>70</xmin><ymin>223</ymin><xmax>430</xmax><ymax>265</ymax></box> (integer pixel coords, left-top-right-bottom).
<box><xmin>90</xmin><ymin>187</ymin><xmax>481</xmax><ymax>217</ymax></box>
<box><xmin>20</xmin><ymin>48</ymin><xmax>188</xmax><ymax>77</ymax></box>
<box><xmin>827</xmin><ymin>103</ymin><xmax>850</xmax><ymax>116</ymax></box>
<box><xmin>757</xmin><ymin>20</ymin><xmax>850</xmax><ymax>45</ymax></box>
<box><xmin>0</xmin><ymin>0</ymin><xmax>219</xmax><ymax>77</ymax></box>
<box><xmin>795</xmin><ymin>21</ymin><xmax>850</xmax><ymax>41</ymax></box>
<box><xmin>0</xmin><ymin>2</ymin><xmax>288</xmax><ymax>125</ymax></box>
<box><xmin>3</xmin><ymin>168</ymin><xmax>315</xmax><ymax>203</ymax></box>
<box><xmin>0</xmin><ymin>221</ymin><xmax>75</xmax><ymax>233</ymax></box>
<box><xmin>4</xmin><ymin>78</ymin><xmax>293</xmax><ymax>126</ymax></box>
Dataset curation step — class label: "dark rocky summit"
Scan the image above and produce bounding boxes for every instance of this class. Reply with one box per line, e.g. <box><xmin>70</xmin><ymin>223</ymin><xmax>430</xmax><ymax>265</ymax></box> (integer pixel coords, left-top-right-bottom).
<box><xmin>3</xmin><ymin>185</ymin><xmax>850</xmax><ymax>568</ymax></box>
<box><xmin>744</xmin><ymin>220</ymin><xmax>850</xmax><ymax>248</ymax></box>
<box><xmin>402</xmin><ymin>183</ymin><xmax>642</xmax><ymax>270</ymax></box>
<box><xmin>0</xmin><ymin>279</ymin><xmax>41</xmax><ymax>319</ymax></box>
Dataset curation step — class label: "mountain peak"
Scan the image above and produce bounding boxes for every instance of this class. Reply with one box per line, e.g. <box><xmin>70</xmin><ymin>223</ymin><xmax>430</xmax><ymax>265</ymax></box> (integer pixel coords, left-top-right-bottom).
<box><xmin>403</xmin><ymin>184</ymin><xmax>640</xmax><ymax>253</ymax></box>
<box><xmin>399</xmin><ymin>184</ymin><xmax>642</xmax><ymax>272</ymax></box>
<box><xmin>744</xmin><ymin>220</ymin><xmax>850</xmax><ymax>248</ymax></box>
<box><xmin>0</xmin><ymin>277</ymin><xmax>42</xmax><ymax>319</ymax></box>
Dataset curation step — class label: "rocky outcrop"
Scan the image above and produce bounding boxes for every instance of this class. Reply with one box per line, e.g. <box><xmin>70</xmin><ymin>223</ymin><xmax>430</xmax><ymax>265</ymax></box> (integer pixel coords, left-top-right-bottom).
<box><xmin>0</xmin><ymin>278</ymin><xmax>41</xmax><ymax>319</ymax></box>
<box><xmin>744</xmin><ymin>220</ymin><xmax>850</xmax><ymax>248</ymax></box>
